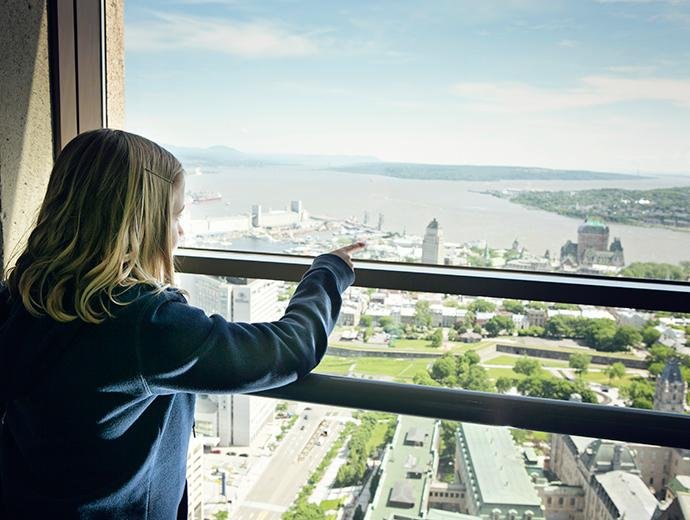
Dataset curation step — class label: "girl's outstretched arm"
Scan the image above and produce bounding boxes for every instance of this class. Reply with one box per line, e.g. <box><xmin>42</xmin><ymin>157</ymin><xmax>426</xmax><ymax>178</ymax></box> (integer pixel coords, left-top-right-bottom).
<box><xmin>137</xmin><ymin>252</ymin><xmax>356</xmax><ymax>395</ymax></box>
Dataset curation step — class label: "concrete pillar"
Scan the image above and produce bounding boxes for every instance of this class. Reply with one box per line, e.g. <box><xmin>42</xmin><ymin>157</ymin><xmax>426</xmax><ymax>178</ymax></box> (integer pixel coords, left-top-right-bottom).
<box><xmin>0</xmin><ymin>0</ymin><xmax>125</xmax><ymax>273</ymax></box>
<box><xmin>0</xmin><ymin>0</ymin><xmax>54</xmax><ymax>272</ymax></box>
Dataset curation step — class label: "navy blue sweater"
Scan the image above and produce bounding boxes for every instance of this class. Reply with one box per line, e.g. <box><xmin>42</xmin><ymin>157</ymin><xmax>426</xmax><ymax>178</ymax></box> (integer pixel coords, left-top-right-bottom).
<box><xmin>0</xmin><ymin>254</ymin><xmax>354</xmax><ymax>518</ymax></box>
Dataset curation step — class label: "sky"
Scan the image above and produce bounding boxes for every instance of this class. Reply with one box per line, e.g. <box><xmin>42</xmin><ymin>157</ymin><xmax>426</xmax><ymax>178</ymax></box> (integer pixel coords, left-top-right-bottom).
<box><xmin>124</xmin><ymin>0</ymin><xmax>690</xmax><ymax>174</ymax></box>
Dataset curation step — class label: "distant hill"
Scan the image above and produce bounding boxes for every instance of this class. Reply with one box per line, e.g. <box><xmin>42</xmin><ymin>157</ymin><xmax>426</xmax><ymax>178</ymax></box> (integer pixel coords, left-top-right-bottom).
<box><xmin>328</xmin><ymin>162</ymin><xmax>642</xmax><ymax>181</ymax></box>
<box><xmin>164</xmin><ymin>145</ymin><xmax>643</xmax><ymax>181</ymax></box>
<box><xmin>164</xmin><ymin>144</ymin><xmax>379</xmax><ymax>169</ymax></box>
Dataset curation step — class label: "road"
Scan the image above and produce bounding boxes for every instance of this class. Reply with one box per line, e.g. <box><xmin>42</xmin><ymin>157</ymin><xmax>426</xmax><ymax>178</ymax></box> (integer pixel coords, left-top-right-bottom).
<box><xmin>234</xmin><ymin>405</ymin><xmax>345</xmax><ymax>520</ymax></box>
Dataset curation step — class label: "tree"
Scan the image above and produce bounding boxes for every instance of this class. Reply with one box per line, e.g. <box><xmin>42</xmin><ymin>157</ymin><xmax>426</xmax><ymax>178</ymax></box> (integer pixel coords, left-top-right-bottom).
<box><xmin>429</xmin><ymin>328</ymin><xmax>444</xmax><ymax>348</ymax></box>
<box><xmin>642</xmin><ymin>326</ymin><xmax>661</xmax><ymax>348</ymax></box>
<box><xmin>605</xmin><ymin>362</ymin><xmax>626</xmax><ymax>384</ymax></box>
<box><xmin>525</xmin><ymin>301</ymin><xmax>548</xmax><ymax>310</ymax></box>
<box><xmin>462</xmin><ymin>350</ymin><xmax>481</xmax><ymax>366</ymax></box>
<box><xmin>468</xmin><ymin>299</ymin><xmax>496</xmax><ymax>313</ymax></box>
<box><xmin>496</xmin><ymin>377</ymin><xmax>515</xmax><ymax>393</ymax></box>
<box><xmin>569</xmin><ymin>353</ymin><xmax>591</xmax><ymax>377</ymax></box>
<box><xmin>378</xmin><ymin>316</ymin><xmax>394</xmax><ymax>329</ymax></box>
<box><xmin>213</xmin><ymin>512</ymin><xmax>229</xmax><ymax>520</ymax></box>
<box><xmin>502</xmin><ymin>300</ymin><xmax>524</xmax><ymax>314</ymax></box>
<box><xmin>583</xmin><ymin>319</ymin><xmax>618</xmax><ymax>351</ymax></box>
<box><xmin>612</xmin><ymin>325</ymin><xmax>642</xmax><ymax>350</ymax></box>
<box><xmin>430</xmin><ymin>355</ymin><xmax>457</xmax><ymax>382</ymax></box>
<box><xmin>484</xmin><ymin>315</ymin><xmax>514</xmax><ymax>337</ymax></box>
<box><xmin>359</xmin><ymin>315</ymin><xmax>373</xmax><ymax>328</ymax></box>
<box><xmin>283</xmin><ymin>503</ymin><xmax>325</xmax><ymax>520</ymax></box>
<box><xmin>362</xmin><ymin>326</ymin><xmax>373</xmax><ymax>343</ymax></box>
<box><xmin>459</xmin><ymin>364</ymin><xmax>493</xmax><ymax>392</ymax></box>
<box><xmin>415</xmin><ymin>300</ymin><xmax>432</xmax><ymax>328</ymax></box>
<box><xmin>620</xmin><ymin>379</ymin><xmax>655</xmax><ymax>409</ymax></box>
<box><xmin>544</xmin><ymin>315</ymin><xmax>574</xmax><ymax>338</ymax></box>
<box><xmin>413</xmin><ymin>371</ymin><xmax>440</xmax><ymax>387</ymax></box>
<box><xmin>513</xmin><ymin>357</ymin><xmax>542</xmax><ymax>376</ymax></box>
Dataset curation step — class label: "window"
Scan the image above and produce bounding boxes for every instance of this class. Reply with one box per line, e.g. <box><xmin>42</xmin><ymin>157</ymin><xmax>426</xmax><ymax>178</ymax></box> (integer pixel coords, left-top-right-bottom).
<box><xmin>45</xmin><ymin>1</ymin><xmax>690</xmax><ymax>518</ymax></box>
<box><xmin>123</xmin><ymin>1</ymin><xmax>690</xmax><ymax>283</ymax></box>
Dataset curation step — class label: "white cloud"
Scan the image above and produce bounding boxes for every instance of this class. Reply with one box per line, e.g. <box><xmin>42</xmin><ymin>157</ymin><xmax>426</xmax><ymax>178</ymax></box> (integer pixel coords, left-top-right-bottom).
<box><xmin>450</xmin><ymin>75</ymin><xmax>690</xmax><ymax>113</ymax></box>
<box><xmin>557</xmin><ymin>39</ymin><xmax>578</xmax><ymax>47</ymax></box>
<box><xmin>126</xmin><ymin>12</ymin><xmax>318</xmax><ymax>58</ymax></box>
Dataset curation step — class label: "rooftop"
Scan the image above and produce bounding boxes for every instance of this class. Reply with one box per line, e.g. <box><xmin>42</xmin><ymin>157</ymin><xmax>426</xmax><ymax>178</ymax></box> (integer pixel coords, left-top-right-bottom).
<box><xmin>594</xmin><ymin>470</ymin><xmax>658</xmax><ymax>520</ymax></box>
<box><xmin>457</xmin><ymin>423</ymin><xmax>543</xmax><ymax>511</ymax></box>
<box><xmin>660</xmin><ymin>358</ymin><xmax>684</xmax><ymax>384</ymax></box>
<box><xmin>367</xmin><ymin>416</ymin><xmax>439</xmax><ymax>519</ymax></box>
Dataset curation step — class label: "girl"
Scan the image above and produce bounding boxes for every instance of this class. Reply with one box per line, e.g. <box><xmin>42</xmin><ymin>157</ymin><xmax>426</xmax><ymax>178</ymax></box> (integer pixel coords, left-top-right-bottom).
<box><xmin>0</xmin><ymin>128</ymin><xmax>364</xmax><ymax>518</ymax></box>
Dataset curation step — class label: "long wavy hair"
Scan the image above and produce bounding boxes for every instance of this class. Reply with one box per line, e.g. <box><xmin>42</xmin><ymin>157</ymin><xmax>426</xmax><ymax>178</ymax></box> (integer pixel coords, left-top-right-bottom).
<box><xmin>3</xmin><ymin>128</ymin><xmax>185</xmax><ymax>323</ymax></box>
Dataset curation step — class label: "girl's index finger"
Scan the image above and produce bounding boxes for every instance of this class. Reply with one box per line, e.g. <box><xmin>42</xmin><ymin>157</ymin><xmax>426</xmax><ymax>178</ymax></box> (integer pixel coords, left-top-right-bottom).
<box><xmin>344</xmin><ymin>241</ymin><xmax>366</xmax><ymax>252</ymax></box>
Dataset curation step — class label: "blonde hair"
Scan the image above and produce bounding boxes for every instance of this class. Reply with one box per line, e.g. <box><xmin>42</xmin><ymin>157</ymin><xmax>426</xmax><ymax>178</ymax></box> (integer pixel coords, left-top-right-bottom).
<box><xmin>4</xmin><ymin>128</ymin><xmax>185</xmax><ymax>323</ymax></box>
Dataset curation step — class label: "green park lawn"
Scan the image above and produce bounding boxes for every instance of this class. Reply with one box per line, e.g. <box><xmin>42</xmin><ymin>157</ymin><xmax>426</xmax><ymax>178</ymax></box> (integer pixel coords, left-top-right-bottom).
<box><xmin>314</xmin><ymin>356</ymin><xmax>353</xmax><ymax>375</ymax></box>
<box><xmin>581</xmin><ymin>370</ymin><xmax>635</xmax><ymax>387</ymax></box>
<box><xmin>483</xmin><ymin>354</ymin><xmax>570</xmax><ymax>368</ymax></box>
<box><xmin>484</xmin><ymin>367</ymin><xmax>529</xmax><ymax>381</ymax></box>
<box><xmin>314</xmin><ymin>355</ymin><xmax>430</xmax><ymax>383</ymax></box>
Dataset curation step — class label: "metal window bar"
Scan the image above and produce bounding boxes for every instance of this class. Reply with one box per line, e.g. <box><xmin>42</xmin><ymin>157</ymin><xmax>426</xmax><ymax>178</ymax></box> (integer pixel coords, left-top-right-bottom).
<box><xmin>174</xmin><ymin>247</ymin><xmax>690</xmax><ymax>449</ymax></box>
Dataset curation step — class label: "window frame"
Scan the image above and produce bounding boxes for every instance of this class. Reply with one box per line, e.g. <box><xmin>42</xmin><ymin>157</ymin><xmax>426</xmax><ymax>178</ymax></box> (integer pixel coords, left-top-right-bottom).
<box><xmin>52</xmin><ymin>0</ymin><xmax>690</xmax><ymax>452</ymax></box>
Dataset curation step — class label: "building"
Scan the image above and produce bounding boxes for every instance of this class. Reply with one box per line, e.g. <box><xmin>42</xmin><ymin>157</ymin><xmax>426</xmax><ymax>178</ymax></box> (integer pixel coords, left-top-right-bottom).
<box><xmin>422</xmin><ymin>218</ymin><xmax>445</xmax><ymax>264</ymax></box>
<box><xmin>455</xmin><ymin>423</ymin><xmax>545</xmax><ymax>519</ymax></box>
<box><xmin>194</xmin><ymin>393</ymin><xmax>275</xmax><ymax>448</ymax></box>
<box><xmin>654</xmin><ymin>358</ymin><xmax>688</xmax><ymax>414</ymax></box>
<box><xmin>185</xmin><ymin>436</ymin><xmax>205</xmax><ymax>520</ymax></box>
<box><xmin>251</xmin><ymin>201</ymin><xmax>305</xmax><ymax>228</ymax></box>
<box><xmin>177</xmin><ymin>274</ymin><xmax>281</xmax><ymax>323</ymax></box>
<box><xmin>559</xmin><ymin>219</ymin><xmax>624</xmax><ymax>269</ymax></box>
<box><xmin>537</xmin><ymin>483</ymin><xmax>585</xmax><ymax>520</ymax></box>
<box><xmin>526</xmin><ymin>309</ymin><xmax>548</xmax><ymax>328</ymax></box>
<box><xmin>366</xmin><ymin>416</ymin><xmax>440</xmax><ymax>519</ymax></box>
<box><xmin>212</xmin><ymin>394</ymin><xmax>274</xmax><ymax>447</ymax></box>
<box><xmin>587</xmin><ymin>470</ymin><xmax>658</xmax><ymax>520</ymax></box>
<box><xmin>548</xmin><ymin>434</ymin><xmax>690</xmax><ymax>518</ymax></box>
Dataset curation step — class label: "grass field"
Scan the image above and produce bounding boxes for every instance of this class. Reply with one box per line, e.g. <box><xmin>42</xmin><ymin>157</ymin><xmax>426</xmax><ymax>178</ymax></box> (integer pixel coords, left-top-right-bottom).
<box><xmin>484</xmin><ymin>367</ymin><xmax>529</xmax><ymax>381</ymax></box>
<box><xmin>581</xmin><ymin>370</ymin><xmax>635</xmax><ymax>387</ymax></box>
<box><xmin>483</xmin><ymin>354</ymin><xmax>570</xmax><ymax>368</ymax></box>
<box><xmin>314</xmin><ymin>356</ymin><xmax>353</xmax><ymax>375</ymax></box>
<box><xmin>314</xmin><ymin>355</ymin><xmax>430</xmax><ymax>382</ymax></box>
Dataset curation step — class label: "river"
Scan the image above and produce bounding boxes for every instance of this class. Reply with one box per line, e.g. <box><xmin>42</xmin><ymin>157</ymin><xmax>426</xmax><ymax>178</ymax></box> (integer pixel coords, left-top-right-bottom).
<box><xmin>184</xmin><ymin>166</ymin><xmax>690</xmax><ymax>265</ymax></box>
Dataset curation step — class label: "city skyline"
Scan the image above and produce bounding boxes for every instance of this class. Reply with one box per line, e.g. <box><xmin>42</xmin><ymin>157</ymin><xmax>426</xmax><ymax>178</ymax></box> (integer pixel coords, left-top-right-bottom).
<box><xmin>125</xmin><ymin>0</ymin><xmax>690</xmax><ymax>175</ymax></box>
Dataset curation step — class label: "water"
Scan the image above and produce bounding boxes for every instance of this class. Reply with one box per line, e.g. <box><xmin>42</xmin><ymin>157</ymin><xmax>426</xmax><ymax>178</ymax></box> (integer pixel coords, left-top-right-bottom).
<box><xmin>184</xmin><ymin>166</ymin><xmax>690</xmax><ymax>265</ymax></box>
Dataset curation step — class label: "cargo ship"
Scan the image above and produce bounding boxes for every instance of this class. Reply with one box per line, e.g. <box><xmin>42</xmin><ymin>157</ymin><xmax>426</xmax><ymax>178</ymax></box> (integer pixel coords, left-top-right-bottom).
<box><xmin>190</xmin><ymin>191</ymin><xmax>222</xmax><ymax>203</ymax></box>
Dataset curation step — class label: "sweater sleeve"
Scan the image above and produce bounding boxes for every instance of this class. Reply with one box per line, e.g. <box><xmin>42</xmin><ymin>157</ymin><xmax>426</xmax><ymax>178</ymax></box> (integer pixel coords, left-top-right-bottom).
<box><xmin>137</xmin><ymin>253</ymin><xmax>355</xmax><ymax>395</ymax></box>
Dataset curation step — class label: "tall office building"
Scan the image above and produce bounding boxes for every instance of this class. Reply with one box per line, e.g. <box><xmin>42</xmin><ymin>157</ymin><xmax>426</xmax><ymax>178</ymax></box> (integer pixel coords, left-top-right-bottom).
<box><xmin>422</xmin><ymin>218</ymin><xmax>444</xmax><ymax>265</ymax></box>
<box><xmin>212</xmin><ymin>394</ymin><xmax>275</xmax><ymax>447</ymax></box>
<box><xmin>179</xmin><ymin>274</ymin><xmax>281</xmax><ymax>446</ymax></box>
<box><xmin>186</xmin><ymin>436</ymin><xmax>205</xmax><ymax>519</ymax></box>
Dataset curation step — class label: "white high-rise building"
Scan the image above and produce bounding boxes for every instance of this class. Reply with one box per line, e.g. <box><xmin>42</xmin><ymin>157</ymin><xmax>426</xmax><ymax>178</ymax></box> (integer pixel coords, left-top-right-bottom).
<box><xmin>176</xmin><ymin>274</ymin><xmax>281</xmax><ymax>323</ymax></box>
<box><xmin>422</xmin><ymin>218</ymin><xmax>444</xmax><ymax>265</ymax></box>
<box><xmin>178</xmin><ymin>274</ymin><xmax>281</xmax><ymax>446</ymax></box>
<box><xmin>212</xmin><ymin>394</ymin><xmax>275</xmax><ymax>447</ymax></box>
<box><xmin>185</xmin><ymin>436</ymin><xmax>205</xmax><ymax>519</ymax></box>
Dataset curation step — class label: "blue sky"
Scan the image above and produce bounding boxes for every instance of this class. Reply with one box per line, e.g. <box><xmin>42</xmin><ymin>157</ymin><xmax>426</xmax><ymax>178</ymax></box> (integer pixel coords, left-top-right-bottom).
<box><xmin>124</xmin><ymin>0</ymin><xmax>690</xmax><ymax>173</ymax></box>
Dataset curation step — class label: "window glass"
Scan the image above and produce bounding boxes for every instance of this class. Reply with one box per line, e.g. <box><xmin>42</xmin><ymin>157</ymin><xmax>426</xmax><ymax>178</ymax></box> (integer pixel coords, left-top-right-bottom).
<box><xmin>125</xmin><ymin>1</ymin><xmax>690</xmax><ymax>281</ymax></box>
<box><xmin>176</xmin><ymin>273</ymin><xmax>690</xmax><ymax>414</ymax></box>
<box><xmin>187</xmin><ymin>399</ymin><xmax>678</xmax><ymax>519</ymax></box>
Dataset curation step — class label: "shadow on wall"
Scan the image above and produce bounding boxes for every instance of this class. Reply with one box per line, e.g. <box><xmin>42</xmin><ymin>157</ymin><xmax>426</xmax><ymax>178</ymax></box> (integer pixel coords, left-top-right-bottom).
<box><xmin>0</xmin><ymin>0</ymin><xmax>54</xmax><ymax>273</ymax></box>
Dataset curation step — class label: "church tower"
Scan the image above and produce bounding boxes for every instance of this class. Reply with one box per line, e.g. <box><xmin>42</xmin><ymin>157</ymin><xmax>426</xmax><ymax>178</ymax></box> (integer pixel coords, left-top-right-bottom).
<box><xmin>654</xmin><ymin>358</ymin><xmax>687</xmax><ymax>413</ymax></box>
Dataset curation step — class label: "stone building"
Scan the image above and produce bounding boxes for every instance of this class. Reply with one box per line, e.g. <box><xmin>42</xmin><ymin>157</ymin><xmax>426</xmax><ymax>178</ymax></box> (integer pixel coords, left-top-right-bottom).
<box><xmin>559</xmin><ymin>219</ymin><xmax>624</xmax><ymax>268</ymax></box>
<box><xmin>654</xmin><ymin>358</ymin><xmax>688</xmax><ymax>414</ymax></box>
